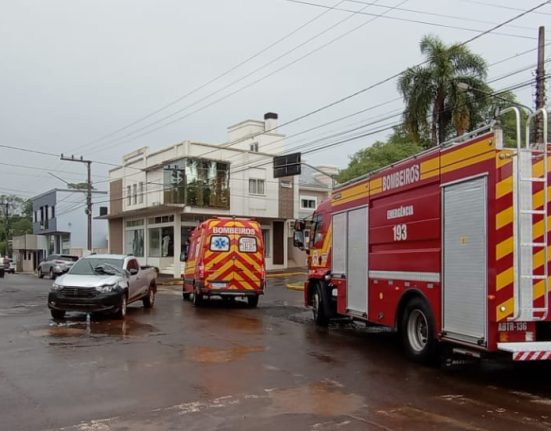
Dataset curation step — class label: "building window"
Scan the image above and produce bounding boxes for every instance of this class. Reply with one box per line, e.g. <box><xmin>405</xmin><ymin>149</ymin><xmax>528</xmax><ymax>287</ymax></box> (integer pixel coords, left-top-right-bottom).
<box><xmin>127</xmin><ymin>186</ymin><xmax>132</xmax><ymax>206</ymax></box>
<box><xmin>50</xmin><ymin>206</ymin><xmax>55</xmax><ymax>219</ymax></box>
<box><xmin>125</xmin><ymin>229</ymin><xmax>144</xmax><ymax>257</ymax></box>
<box><xmin>148</xmin><ymin>226</ymin><xmax>174</xmax><ymax>257</ymax></box>
<box><xmin>147</xmin><ymin>215</ymin><xmax>174</xmax><ymax>225</ymax></box>
<box><xmin>163</xmin><ymin>158</ymin><xmax>230</xmax><ymax>209</ymax></box>
<box><xmin>132</xmin><ymin>184</ymin><xmax>137</xmax><ymax>205</ymax></box>
<box><xmin>300</xmin><ymin>196</ymin><xmax>317</xmax><ymax>209</ymax></box>
<box><xmin>139</xmin><ymin>182</ymin><xmax>144</xmax><ymax>204</ymax></box>
<box><xmin>250</xmin><ymin>142</ymin><xmax>259</xmax><ymax>152</ymax></box>
<box><xmin>126</xmin><ymin>219</ymin><xmax>144</xmax><ymax>227</ymax></box>
<box><xmin>249</xmin><ymin>179</ymin><xmax>265</xmax><ymax>195</ymax></box>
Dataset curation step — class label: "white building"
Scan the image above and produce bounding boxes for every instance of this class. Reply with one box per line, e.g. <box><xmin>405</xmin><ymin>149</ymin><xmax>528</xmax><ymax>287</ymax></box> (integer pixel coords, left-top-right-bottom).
<box><xmin>104</xmin><ymin>113</ymin><xmax>300</xmax><ymax>276</ymax></box>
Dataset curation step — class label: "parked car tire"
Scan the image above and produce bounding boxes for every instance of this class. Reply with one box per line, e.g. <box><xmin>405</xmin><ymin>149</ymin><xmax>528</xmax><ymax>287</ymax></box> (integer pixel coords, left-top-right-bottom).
<box><xmin>50</xmin><ymin>309</ymin><xmax>65</xmax><ymax>320</ymax></box>
<box><xmin>115</xmin><ymin>294</ymin><xmax>128</xmax><ymax>319</ymax></box>
<box><xmin>49</xmin><ymin>269</ymin><xmax>56</xmax><ymax>280</ymax></box>
<box><xmin>182</xmin><ymin>292</ymin><xmax>191</xmax><ymax>301</ymax></box>
<box><xmin>142</xmin><ymin>284</ymin><xmax>156</xmax><ymax>309</ymax></box>
<box><xmin>247</xmin><ymin>295</ymin><xmax>259</xmax><ymax>308</ymax></box>
<box><xmin>38</xmin><ymin>268</ymin><xmax>44</xmax><ymax>279</ymax></box>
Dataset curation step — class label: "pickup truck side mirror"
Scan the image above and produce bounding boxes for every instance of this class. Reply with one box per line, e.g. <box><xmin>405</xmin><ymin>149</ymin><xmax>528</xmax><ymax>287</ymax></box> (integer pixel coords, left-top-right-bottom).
<box><xmin>129</xmin><ymin>268</ymin><xmax>138</xmax><ymax>276</ymax></box>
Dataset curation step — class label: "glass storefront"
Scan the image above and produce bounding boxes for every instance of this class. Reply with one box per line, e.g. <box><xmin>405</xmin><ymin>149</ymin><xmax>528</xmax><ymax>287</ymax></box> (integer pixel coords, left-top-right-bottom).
<box><xmin>163</xmin><ymin>158</ymin><xmax>230</xmax><ymax>209</ymax></box>
<box><xmin>125</xmin><ymin>229</ymin><xmax>144</xmax><ymax>257</ymax></box>
<box><xmin>148</xmin><ymin>226</ymin><xmax>174</xmax><ymax>257</ymax></box>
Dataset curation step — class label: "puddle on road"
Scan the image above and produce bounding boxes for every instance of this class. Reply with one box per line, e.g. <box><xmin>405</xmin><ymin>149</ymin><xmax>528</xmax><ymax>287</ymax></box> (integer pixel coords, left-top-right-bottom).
<box><xmin>186</xmin><ymin>345</ymin><xmax>264</xmax><ymax>364</ymax></box>
<box><xmin>224</xmin><ymin>314</ymin><xmax>263</xmax><ymax>333</ymax></box>
<box><xmin>270</xmin><ymin>381</ymin><xmax>365</xmax><ymax>417</ymax></box>
<box><xmin>29</xmin><ymin>319</ymin><xmax>158</xmax><ymax>339</ymax></box>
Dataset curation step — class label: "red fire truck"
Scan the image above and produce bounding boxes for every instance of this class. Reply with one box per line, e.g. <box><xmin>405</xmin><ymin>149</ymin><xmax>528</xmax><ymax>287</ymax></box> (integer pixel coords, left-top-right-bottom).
<box><xmin>294</xmin><ymin>108</ymin><xmax>551</xmax><ymax>363</ymax></box>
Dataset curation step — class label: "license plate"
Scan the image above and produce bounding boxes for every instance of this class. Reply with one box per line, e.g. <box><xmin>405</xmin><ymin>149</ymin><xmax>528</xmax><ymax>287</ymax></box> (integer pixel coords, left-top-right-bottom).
<box><xmin>211</xmin><ymin>282</ymin><xmax>227</xmax><ymax>289</ymax></box>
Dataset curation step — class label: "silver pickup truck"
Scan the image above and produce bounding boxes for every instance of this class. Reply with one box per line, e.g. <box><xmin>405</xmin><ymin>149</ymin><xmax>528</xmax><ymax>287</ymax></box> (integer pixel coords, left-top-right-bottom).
<box><xmin>47</xmin><ymin>254</ymin><xmax>158</xmax><ymax>319</ymax></box>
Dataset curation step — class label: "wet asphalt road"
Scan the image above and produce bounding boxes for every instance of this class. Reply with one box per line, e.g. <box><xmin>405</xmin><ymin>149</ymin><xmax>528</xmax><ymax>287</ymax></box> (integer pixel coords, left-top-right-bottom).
<box><xmin>1</xmin><ymin>274</ymin><xmax>551</xmax><ymax>431</ymax></box>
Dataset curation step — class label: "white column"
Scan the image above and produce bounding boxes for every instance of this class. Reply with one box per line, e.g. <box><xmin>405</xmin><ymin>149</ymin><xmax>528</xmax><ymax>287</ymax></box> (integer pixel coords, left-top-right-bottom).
<box><xmin>173</xmin><ymin>213</ymin><xmax>181</xmax><ymax>277</ymax></box>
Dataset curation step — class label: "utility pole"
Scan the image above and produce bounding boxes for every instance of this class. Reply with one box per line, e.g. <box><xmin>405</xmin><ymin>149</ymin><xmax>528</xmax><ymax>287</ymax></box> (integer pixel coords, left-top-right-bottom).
<box><xmin>535</xmin><ymin>25</ymin><xmax>546</xmax><ymax>143</ymax></box>
<box><xmin>60</xmin><ymin>154</ymin><xmax>93</xmax><ymax>252</ymax></box>
<box><xmin>1</xmin><ymin>200</ymin><xmax>8</xmax><ymax>257</ymax></box>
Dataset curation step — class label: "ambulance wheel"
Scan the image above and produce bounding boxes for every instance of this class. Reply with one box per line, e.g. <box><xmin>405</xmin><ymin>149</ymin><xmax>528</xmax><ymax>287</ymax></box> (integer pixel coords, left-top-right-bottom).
<box><xmin>192</xmin><ymin>291</ymin><xmax>203</xmax><ymax>307</ymax></box>
<box><xmin>401</xmin><ymin>297</ymin><xmax>437</xmax><ymax>364</ymax></box>
<box><xmin>313</xmin><ymin>284</ymin><xmax>329</xmax><ymax>326</ymax></box>
<box><xmin>247</xmin><ymin>295</ymin><xmax>259</xmax><ymax>308</ymax></box>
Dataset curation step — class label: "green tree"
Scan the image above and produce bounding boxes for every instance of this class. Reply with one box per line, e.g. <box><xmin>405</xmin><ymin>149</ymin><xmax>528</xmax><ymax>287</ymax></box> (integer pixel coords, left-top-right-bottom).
<box><xmin>338</xmin><ymin>127</ymin><xmax>424</xmax><ymax>183</ymax></box>
<box><xmin>0</xmin><ymin>195</ymin><xmax>33</xmax><ymax>256</ymax></box>
<box><xmin>398</xmin><ymin>35</ymin><xmax>489</xmax><ymax>146</ymax></box>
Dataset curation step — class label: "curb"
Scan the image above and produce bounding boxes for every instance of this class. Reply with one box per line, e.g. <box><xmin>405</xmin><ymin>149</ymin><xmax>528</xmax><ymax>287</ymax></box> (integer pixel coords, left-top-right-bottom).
<box><xmin>286</xmin><ymin>282</ymin><xmax>304</xmax><ymax>291</ymax></box>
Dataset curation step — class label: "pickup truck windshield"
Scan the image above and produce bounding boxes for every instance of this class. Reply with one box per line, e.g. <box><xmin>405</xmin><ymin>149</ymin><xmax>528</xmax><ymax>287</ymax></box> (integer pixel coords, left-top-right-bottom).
<box><xmin>69</xmin><ymin>258</ymin><xmax>124</xmax><ymax>275</ymax></box>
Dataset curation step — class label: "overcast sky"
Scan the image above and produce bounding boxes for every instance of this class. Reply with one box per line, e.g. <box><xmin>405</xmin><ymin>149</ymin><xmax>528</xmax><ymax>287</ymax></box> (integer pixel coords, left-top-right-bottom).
<box><xmin>1</xmin><ymin>0</ymin><xmax>550</xmax><ymax>207</ymax></box>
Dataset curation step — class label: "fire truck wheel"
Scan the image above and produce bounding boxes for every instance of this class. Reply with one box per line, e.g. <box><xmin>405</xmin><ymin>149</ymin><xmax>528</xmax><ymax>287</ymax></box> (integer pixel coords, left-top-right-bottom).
<box><xmin>401</xmin><ymin>298</ymin><xmax>437</xmax><ymax>363</ymax></box>
<box><xmin>313</xmin><ymin>284</ymin><xmax>329</xmax><ymax>326</ymax></box>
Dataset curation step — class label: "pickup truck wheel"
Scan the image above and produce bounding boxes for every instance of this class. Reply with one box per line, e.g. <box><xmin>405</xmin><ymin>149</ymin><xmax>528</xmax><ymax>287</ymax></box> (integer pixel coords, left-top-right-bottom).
<box><xmin>182</xmin><ymin>292</ymin><xmax>191</xmax><ymax>301</ymax></box>
<box><xmin>115</xmin><ymin>294</ymin><xmax>128</xmax><ymax>319</ymax></box>
<box><xmin>143</xmin><ymin>285</ymin><xmax>155</xmax><ymax>308</ymax></box>
<box><xmin>38</xmin><ymin>268</ymin><xmax>44</xmax><ymax>279</ymax></box>
<box><xmin>50</xmin><ymin>309</ymin><xmax>65</xmax><ymax>320</ymax></box>
<box><xmin>247</xmin><ymin>295</ymin><xmax>259</xmax><ymax>308</ymax></box>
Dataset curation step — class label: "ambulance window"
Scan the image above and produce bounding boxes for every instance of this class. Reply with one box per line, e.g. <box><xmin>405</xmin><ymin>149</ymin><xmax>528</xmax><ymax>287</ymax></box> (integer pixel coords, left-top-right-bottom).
<box><xmin>239</xmin><ymin>236</ymin><xmax>257</xmax><ymax>253</ymax></box>
<box><xmin>210</xmin><ymin>236</ymin><xmax>230</xmax><ymax>252</ymax></box>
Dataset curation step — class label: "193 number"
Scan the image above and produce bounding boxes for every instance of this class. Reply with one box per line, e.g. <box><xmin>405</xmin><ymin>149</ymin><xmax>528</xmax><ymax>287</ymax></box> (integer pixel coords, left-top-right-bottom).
<box><xmin>392</xmin><ymin>224</ymin><xmax>407</xmax><ymax>241</ymax></box>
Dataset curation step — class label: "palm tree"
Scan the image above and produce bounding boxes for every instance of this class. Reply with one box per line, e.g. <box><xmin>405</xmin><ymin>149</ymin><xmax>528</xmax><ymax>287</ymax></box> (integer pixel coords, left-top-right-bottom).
<box><xmin>398</xmin><ymin>35</ymin><xmax>489</xmax><ymax>146</ymax></box>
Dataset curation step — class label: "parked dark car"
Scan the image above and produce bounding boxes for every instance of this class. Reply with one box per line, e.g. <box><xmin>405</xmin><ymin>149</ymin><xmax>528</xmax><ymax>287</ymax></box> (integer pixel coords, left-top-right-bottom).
<box><xmin>38</xmin><ymin>255</ymin><xmax>79</xmax><ymax>279</ymax></box>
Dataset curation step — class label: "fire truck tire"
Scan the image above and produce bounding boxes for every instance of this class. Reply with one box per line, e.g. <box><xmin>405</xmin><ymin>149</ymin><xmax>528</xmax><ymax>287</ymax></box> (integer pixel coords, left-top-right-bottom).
<box><xmin>313</xmin><ymin>284</ymin><xmax>329</xmax><ymax>326</ymax></box>
<box><xmin>401</xmin><ymin>297</ymin><xmax>437</xmax><ymax>363</ymax></box>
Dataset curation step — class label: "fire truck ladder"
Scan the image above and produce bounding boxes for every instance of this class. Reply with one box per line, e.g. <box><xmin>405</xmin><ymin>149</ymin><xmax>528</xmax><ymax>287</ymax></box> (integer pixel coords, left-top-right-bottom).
<box><xmin>514</xmin><ymin>108</ymin><xmax>549</xmax><ymax>321</ymax></box>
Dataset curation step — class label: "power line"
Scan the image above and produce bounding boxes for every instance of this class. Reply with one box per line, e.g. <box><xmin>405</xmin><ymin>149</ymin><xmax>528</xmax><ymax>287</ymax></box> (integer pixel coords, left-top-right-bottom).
<box><xmin>2</xmin><ymin>2</ymin><xmax>548</xmax><ymax>189</ymax></box>
<box><xmin>343</xmin><ymin>0</ymin><xmax>551</xmax><ymax>32</ymax></box>
<box><xmin>83</xmin><ymin>0</ymin><xmax>405</xmax><ymax>153</ymax></box>
<box><xmin>286</xmin><ymin>0</ymin><xmax>537</xmax><ymax>40</ymax></box>
<box><xmin>456</xmin><ymin>0</ymin><xmax>551</xmax><ymax>16</ymax></box>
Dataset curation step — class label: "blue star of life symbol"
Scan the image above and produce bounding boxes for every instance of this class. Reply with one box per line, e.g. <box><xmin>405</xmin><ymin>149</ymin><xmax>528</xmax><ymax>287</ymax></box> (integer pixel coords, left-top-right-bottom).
<box><xmin>213</xmin><ymin>237</ymin><xmax>228</xmax><ymax>250</ymax></box>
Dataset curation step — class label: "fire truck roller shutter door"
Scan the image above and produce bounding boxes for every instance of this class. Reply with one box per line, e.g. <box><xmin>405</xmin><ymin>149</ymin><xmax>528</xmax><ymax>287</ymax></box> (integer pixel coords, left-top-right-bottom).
<box><xmin>443</xmin><ymin>176</ymin><xmax>488</xmax><ymax>344</ymax></box>
<box><xmin>346</xmin><ymin>207</ymin><xmax>369</xmax><ymax>316</ymax></box>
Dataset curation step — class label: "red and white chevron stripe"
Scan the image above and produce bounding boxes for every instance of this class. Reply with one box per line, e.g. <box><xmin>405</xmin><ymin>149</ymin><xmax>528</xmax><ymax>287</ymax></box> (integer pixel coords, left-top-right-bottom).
<box><xmin>513</xmin><ymin>351</ymin><xmax>551</xmax><ymax>361</ymax></box>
